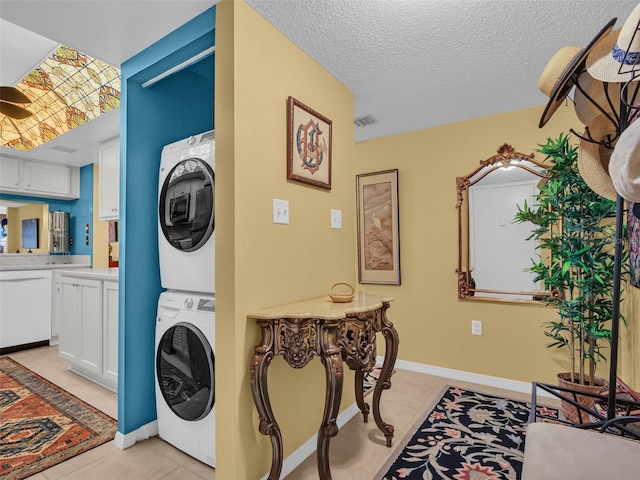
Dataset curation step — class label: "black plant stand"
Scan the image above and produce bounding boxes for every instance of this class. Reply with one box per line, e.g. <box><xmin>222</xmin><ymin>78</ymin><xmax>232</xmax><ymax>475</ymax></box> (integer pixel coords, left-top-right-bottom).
<box><xmin>528</xmin><ymin>381</ymin><xmax>640</xmax><ymax>440</ymax></box>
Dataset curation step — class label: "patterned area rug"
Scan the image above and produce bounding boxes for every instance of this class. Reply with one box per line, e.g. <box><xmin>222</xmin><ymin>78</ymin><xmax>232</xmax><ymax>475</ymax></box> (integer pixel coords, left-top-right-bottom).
<box><xmin>362</xmin><ymin>365</ymin><xmax>395</xmax><ymax>397</ymax></box>
<box><xmin>0</xmin><ymin>357</ymin><xmax>117</xmax><ymax>479</ymax></box>
<box><xmin>378</xmin><ymin>385</ymin><xmax>559</xmax><ymax>480</ymax></box>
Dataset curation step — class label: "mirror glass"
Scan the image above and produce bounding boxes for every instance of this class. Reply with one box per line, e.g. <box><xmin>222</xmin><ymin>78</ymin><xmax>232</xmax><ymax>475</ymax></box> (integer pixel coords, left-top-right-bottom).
<box><xmin>0</xmin><ymin>200</ymin><xmax>49</xmax><ymax>254</ymax></box>
<box><xmin>456</xmin><ymin>144</ymin><xmax>552</xmax><ymax>303</ymax></box>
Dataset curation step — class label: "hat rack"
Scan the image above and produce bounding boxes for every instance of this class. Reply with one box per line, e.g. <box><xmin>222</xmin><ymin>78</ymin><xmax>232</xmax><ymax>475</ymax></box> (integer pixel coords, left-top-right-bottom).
<box><xmin>568</xmin><ymin>77</ymin><xmax>640</xmax><ymax>146</ymax></box>
<box><xmin>529</xmin><ymin>15</ymin><xmax>640</xmax><ymax>436</ymax></box>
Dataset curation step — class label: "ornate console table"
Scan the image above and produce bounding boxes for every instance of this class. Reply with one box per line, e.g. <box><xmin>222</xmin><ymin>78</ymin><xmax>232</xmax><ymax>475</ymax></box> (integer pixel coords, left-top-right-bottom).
<box><xmin>249</xmin><ymin>292</ymin><xmax>399</xmax><ymax>480</ymax></box>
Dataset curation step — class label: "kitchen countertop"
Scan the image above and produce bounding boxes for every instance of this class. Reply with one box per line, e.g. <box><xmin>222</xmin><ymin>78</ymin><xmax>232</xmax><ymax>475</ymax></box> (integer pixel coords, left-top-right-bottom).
<box><xmin>0</xmin><ymin>263</ymin><xmax>92</xmax><ymax>271</ymax></box>
<box><xmin>0</xmin><ymin>254</ymin><xmax>91</xmax><ymax>272</ymax></box>
<box><xmin>57</xmin><ymin>267</ymin><xmax>119</xmax><ymax>281</ymax></box>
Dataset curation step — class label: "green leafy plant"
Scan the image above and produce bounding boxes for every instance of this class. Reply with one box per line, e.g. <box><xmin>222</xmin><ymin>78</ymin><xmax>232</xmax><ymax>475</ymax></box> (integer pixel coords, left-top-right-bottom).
<box><xmin>514</xmin><ymin>133</ymin><xmax>627</xmax><ymax>386</ymax></box>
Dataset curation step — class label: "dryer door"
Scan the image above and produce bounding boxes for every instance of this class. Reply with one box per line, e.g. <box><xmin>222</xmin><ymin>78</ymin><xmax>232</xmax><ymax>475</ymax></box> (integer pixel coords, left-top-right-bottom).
<box><xmin>159</xmin><ymin>158</ymin><xmax>214</xmax><ymax>252</ymax></box>
<box><xmin>156</xmin><ymin>322</ymin><xmax>215</xmax><ymax>421</ymax></box>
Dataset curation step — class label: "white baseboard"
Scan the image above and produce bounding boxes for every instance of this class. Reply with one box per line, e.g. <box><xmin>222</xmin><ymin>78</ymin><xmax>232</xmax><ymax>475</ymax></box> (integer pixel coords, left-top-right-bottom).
<box><xmin>258</xmin><ymin>401</ymin><xmax>361</xmax><ymax>480</ymax></box>
<box><xmin>113</xmin><ymin>420</ymin><xmax>159</xmax><ymax>450</ymax></box>
<box><xmin>388</xmin><ymin>356</ymin><xmax>556</xmax><ymax>399</ymax></box>
<box><xmin>257</xmin><ymin>358</ymin><xmax>556</xmax><ymax>478</ymax></box>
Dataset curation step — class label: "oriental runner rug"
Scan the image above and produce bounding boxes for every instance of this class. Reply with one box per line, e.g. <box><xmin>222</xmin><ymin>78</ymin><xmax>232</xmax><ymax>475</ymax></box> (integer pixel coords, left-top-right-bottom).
<box><xmin>377</xmin><ymin>385</ymin><xmax>559</xmax><ymax>480</ymax></box>
<box><xmin>362</xmin><ymin>365</ymin><xmax>395</xmax><ymax>397</ymax></box>
<box><xmin>0</xmin><ymin>357</ymin><xmax>117</xmax><ymax>479</ymax></box>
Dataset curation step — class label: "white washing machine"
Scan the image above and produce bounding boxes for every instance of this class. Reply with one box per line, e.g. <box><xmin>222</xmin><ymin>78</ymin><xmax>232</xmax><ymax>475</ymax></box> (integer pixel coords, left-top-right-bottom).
<box><xmin>155</xmin><ymin>290</ymin><xmax>215</xmax><ymax>467</ymax></box>
<box><xmin>159</xmin><ymin>130</ymin><xmax>215</xmax><ymax>294</ymax></box>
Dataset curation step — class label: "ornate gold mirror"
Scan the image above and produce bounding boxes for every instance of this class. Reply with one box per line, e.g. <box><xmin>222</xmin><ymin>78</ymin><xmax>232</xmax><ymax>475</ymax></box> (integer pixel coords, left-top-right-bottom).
<box><xmin>456</xmin><ymin>144</ymin><xmax>552</xmax><ymax>303</ymax></box>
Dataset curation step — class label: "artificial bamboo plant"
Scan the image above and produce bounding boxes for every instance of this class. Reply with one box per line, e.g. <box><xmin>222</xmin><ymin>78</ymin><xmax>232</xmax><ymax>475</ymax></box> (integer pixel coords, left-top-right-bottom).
<box><xmin>514</xmin><ymin>133</ymin><xmax>627</xmax><ymax>386</ymax></box>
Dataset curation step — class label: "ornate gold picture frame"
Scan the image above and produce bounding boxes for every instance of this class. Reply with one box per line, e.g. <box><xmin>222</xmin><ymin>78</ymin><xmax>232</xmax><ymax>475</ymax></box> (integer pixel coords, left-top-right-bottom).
<box><xmin>287</xmin><ymin>96</ymin><xmax>332</xmax><ymax>190</ymax></box>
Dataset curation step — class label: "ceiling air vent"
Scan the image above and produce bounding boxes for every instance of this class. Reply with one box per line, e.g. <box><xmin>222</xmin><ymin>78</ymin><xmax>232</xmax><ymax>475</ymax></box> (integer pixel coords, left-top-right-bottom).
<box><xmin>354</xmin><ymin>114</ymin><xmax>378</xmax><ymax>127</ymax></box>
<box><xmin>50</xmin><ymin>145</ymin><xmax>77</xmax><ymax>154</ymax></box>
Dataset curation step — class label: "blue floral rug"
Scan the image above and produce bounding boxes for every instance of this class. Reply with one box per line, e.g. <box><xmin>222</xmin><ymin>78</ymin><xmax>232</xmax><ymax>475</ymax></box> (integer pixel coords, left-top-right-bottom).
<box><xmin>378</xmin><ymin>386</ymin><xmax>558</xmax><ymax>480</ymax></box>
<box><xmin>362</xmin><ymin>365</ymin><xmax>395</xmax><ymax>397</ymax></box>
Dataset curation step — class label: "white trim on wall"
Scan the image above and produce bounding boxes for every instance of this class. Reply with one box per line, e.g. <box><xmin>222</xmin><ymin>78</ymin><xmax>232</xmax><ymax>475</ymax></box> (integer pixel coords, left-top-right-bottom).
<box><xmin>113</xmin><ymin>420</ymin><xmax>159</xmax><ymax>450</ymax></box>
<box><xmin>392</xmin><ymin>357</ymin><xmax>556</xmax><ymax>399</ymax></box>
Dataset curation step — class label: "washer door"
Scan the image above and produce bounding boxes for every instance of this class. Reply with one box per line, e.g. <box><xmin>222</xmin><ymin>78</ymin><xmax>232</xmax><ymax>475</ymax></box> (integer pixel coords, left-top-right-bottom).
<box><xmin>159</xmin><ymin>158</ymin><xmax>214</xmax><ymax>252</ymax></box>
<box><xmin>156</xmin><ymin>322</ymin><xmax>215</xmax><ymax>421</ymax></box>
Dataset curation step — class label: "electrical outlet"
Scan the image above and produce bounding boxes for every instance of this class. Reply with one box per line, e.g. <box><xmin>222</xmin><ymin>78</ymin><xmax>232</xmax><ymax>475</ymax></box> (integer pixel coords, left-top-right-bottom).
<box><xmin>471</xmin><ymin>320</ymin><xmax>482</xmax><ymax>336</ymax></box>
<box><xmin>273</xmin><ymin>199</ymin><xmax>289</xmax><ymax>224</ymax></box>
<box><xmin>331</xmin><ymin>209</ymin><xmax>342</xmax><ymax>229</ymax></box>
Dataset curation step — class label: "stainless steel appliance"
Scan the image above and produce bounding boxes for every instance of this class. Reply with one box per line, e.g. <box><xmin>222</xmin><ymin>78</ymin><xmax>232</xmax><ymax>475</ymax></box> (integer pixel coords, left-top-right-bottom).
<box><xmin>49</xmin><ymin>211</ymin><xmax>70</xmax><ymax>253</ymax></box>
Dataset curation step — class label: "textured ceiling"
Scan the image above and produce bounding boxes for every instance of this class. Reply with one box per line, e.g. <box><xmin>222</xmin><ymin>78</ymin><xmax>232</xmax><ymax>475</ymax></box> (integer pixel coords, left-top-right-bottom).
<box><xmin>1</xmin><ymin>0</ymin><xmax>639</xmax><ymax>166</ymax></box>
<box><xmin>245</xmin><ymin>0</ymin><xmax>640</xmax><ymax>142</ymax></box>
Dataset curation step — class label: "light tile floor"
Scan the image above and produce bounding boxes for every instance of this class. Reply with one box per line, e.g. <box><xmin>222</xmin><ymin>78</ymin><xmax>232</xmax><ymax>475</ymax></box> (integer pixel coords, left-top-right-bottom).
<box><xmin>5</xmin><ymin>346</ymin><xmax>544</xmax><ymax>479</ymax></box>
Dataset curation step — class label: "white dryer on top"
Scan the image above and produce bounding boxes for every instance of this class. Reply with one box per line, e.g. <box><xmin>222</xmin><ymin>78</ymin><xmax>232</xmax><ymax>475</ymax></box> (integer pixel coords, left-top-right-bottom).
<box><xmin>159</xmin><ymin>130</ymin><xmax>215</xmax><ymax>294</ymax></box>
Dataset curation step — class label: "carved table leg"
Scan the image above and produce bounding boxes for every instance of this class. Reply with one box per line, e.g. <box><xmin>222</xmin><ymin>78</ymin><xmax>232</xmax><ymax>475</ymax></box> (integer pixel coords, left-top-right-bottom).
<box><xmin>317</xmin><ymin>321</ymin><xmax>343</xmax><ymax>480</ymax></box>
<box><xmin>372</xmin><ymin>302</ymin><xmax>399</xmax><ymax>448</ymax></box>
<box><xmin>354</xmin><ymin>369</ymin><xmax>370</xmax><ymax>423</ymax></box>
<box><xmin>250</xmin><ymin>326</ymin><xmax>283</xmax><ymax>480</ymax></box>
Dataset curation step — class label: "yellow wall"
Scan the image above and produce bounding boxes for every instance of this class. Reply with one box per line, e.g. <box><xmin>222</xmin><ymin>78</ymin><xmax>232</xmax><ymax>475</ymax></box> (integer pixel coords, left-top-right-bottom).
<box><xmin>216</xmin><ymin>2</ymin><xmax>357</xmax><ymax>478</ymax></box>
<box><xmin>6</xmin><ymin>203</ymin><xmax>48</xmax><ymax>253</ymax></box>
<box><xmin>354</xmin><ymin>103</ymin><xmax>639</xmax><ymax>390</ymax></box>
<box><xmin>621</xmin><ymin>282</ymin><xmax>639</xmax><ymax>389</ymax></box>
<box><xmin>92</xmin><ymin>163</ymin><xmax>119</xmax><ymax>268</ymax></box>
<box><xmin>92</xmin><ymin>163</ymin><xmax>109</xmax><ymax>268</ymax></box>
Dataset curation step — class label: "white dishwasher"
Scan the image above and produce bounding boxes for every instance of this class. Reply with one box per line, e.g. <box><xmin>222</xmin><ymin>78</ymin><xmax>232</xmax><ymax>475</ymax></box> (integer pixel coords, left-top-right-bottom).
<box><xmin>0</xmin><ymin>269</ymin><xmax>52</xmax><ymax>352</ymax></box>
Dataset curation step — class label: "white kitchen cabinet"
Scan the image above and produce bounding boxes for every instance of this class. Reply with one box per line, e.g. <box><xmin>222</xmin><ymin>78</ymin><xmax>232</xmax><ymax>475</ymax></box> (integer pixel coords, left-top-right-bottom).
<box><xmin>102</xmin><ymin>280</ymin><xmax>119</xmax><ymax>388</ymax></box>
<box><xmin>98</xmin><ymin>137</ymin><xmax>120</xmax><ymax>220</ymax></box>
<box><xmin>59</xmin><ymin>276</ymin><xmax>102</xmax><ymax>378</ymax></box>
<box><xmin>51</xmin><ymin>271</ymin><xmax>62</xmax><ymax>345</ymax></box>
<box><xmin>56</xmin><ymin>270</ymin><xmax>118</xmax><ymax>392</ymax></box>
<box><xmin>0</xmin><ymin>157</ymin><xmax>21</xmax><ymax>191</ymax></box>
<box><xmin>0</xmin><ymin>269</ymin><xmax>52</xmax><ymax>352</ymax></box>
<box><xmin>23</xmin><ymin>160</ymin><xmax>76</xmax><ymax>197</ymax></box>
<box><xmin>0</xmin><ymin>158</ymin><xmax>80</xmax><ymax>199</ymax></box>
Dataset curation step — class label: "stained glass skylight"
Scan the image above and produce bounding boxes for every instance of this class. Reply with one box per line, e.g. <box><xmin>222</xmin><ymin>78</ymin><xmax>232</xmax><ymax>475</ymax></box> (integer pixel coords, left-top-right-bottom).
<box><xmin>0</xmin><ymin>45</ymin><xmax>121</xmax><ymax>150</ymax></box>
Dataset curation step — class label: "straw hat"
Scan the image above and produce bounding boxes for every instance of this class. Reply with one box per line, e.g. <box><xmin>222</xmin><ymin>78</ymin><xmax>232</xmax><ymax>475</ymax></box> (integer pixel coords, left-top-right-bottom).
<box><xmin>538</xmin><ymin>18</ymin><xmax>616</xmax><ymax>128</ymax></box>
<box><xmin>610</xmin><ymin>119</ymin><xmax>640</xmax><ymax>202</ymax></box>
<box><xmin>586</xmin><ymin>4</ymin><xmax>640</xmax><ymax>82</ymax></box>
<box><xmin>577</xmin><ymin>114</ymin><xmax>618</xmax><ymax>201</ymax></box>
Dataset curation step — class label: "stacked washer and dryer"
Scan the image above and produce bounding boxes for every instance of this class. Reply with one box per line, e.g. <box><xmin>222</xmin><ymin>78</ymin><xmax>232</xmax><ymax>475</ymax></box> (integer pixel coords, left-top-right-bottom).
<box><xmin>155</xmin><ymin>131</ymin><xmax>216</xmax><ymax>468</ymax></box>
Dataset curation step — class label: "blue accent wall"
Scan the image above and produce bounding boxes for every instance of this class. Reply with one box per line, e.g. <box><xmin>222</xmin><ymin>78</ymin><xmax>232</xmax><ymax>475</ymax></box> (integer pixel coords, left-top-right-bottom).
<box><xmin>0</xmin><ymin>164</ymin><xmax>94</xmax><ymax>258</ymax></box>
<box><xmin>118</xmin><ymin>7</ymin><xmax>215</xmax><ymax>435</ymax></box>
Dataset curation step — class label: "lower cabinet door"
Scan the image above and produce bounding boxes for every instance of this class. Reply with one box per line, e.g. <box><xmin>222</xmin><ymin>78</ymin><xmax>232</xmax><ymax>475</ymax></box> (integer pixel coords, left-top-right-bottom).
<box><xmin>59</xmin><ymin>278</ymin><xmax>81</xmax><ymax>363</ymax></box>
<box><xmin>79</xmin><ymin>278</ymin><xmax>102</xmax><ymax>375</ymax></box>
<box><xmin>102</xmin><ymin>281</ymin><xmax>119</xmax><ymax>389</ymax></box>
<box><xmin>59</xmin><ymin>276</ymin><xmax>102</xmax><ymax>376</ymax></box>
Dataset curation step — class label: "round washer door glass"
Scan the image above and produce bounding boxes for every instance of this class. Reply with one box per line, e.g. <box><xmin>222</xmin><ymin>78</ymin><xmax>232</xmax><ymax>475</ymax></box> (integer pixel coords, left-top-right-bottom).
<box><xmin>159</xmin><ymin>158</ymin><xmax>214</xmax><ymax>252</ymax></box>
<box><xmin>156</xmin><ymin>322</ymin><xmax>215</xmax><ymax>421</ymax></box>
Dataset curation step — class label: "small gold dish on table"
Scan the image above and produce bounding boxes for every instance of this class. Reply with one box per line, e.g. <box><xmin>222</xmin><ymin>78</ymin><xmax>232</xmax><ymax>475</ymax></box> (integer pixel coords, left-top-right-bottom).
<box><xmin>329</xmin><ymin>282</ymin><xmax>355</xmax><ymax>303</ymax></box>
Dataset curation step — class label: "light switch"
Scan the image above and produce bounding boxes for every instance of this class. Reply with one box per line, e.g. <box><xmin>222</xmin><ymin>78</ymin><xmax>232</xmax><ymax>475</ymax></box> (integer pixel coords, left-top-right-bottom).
<box><xmin>273</xmin><ymin>199</ymin><xmax>289</xmax><ymax>224</ymax></box>
<box><xmin>331</xmin><ymin>209</ymin><xmax>342</xmax><ymax>229</ymax></box>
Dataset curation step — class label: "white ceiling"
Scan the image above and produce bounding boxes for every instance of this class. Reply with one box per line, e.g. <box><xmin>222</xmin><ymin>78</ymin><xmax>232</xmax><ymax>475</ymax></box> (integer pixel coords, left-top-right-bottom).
<box><xmin>1</xmin><ymin>0</ymin><xmax>639</xmax><ymax>167</ymax></box>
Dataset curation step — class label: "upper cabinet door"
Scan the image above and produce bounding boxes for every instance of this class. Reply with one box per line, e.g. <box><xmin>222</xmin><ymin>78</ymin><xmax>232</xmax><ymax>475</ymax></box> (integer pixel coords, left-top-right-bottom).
<box><xmin>0</xmin><ymin>157</ymin><xmax>21</xmax><ymax>191</ymax></box>
<box><xmin>23</xmin><ymin>160</ymin><xmax>72</xmax><ymax>196</ymax></box>
<box><xmin>0</xmin><ymin>158</ymin><xmax>79</xmax><ymax>199</ymax></box>
<box><xmin>99</xmin><ymin>137</ymin><xmax>120</xmax><ymax>221</ymax></box>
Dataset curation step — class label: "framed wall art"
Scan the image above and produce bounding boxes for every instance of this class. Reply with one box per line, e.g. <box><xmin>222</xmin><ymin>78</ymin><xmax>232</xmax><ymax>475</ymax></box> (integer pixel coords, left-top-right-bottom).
<box><xmin>356</xmin><ymin>169</ymin><xmax>401</xmax><ymax>284</ymax></box>
<box><xmin>287</xmin><ymin>96</ymin><xmax>332</xmax><ymax>190</ymax></box>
